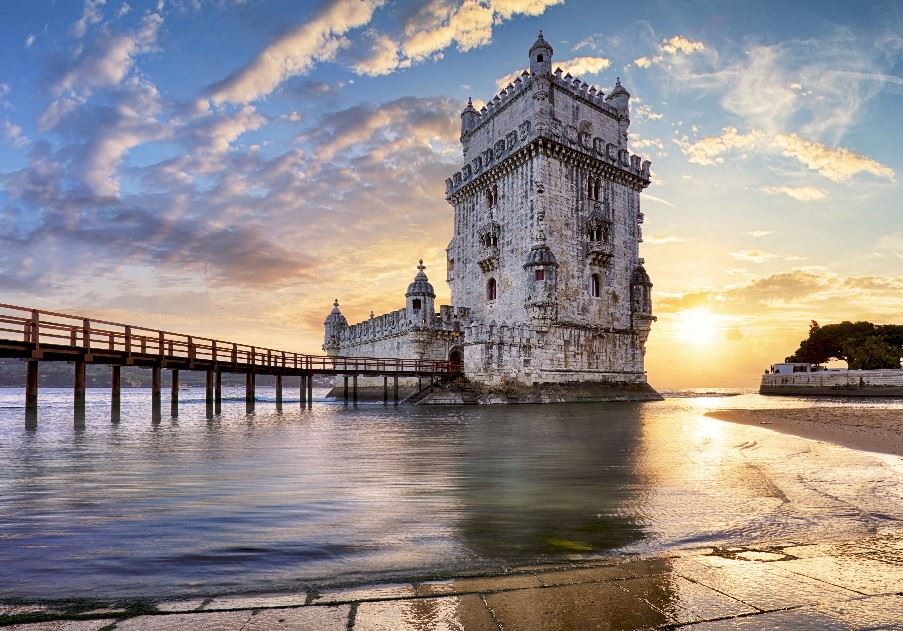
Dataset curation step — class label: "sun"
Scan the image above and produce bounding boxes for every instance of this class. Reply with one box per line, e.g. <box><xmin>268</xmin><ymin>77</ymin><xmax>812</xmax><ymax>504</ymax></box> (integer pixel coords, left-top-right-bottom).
<box><xmin>672</xmin><ymin>308</ymin><xmax>720</xmax><ymax>346</ymax></box>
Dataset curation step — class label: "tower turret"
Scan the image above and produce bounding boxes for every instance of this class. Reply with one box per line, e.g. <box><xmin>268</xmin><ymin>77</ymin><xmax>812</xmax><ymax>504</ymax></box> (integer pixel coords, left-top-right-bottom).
<box><xmin>529</xmin><ymin>30</ymin><xmax>553</xmax><ymax>76</ymax></box>
<box><xmin>405</xmin><ymin>260</ymin><xmax>436</xmax><ymax>325</ymax></box>
<box><xmin>460</xmin><ymin>97</ymin><xmax>478</xmax><ymax>139</ymax></box>
<box><xmin>523</xmin><ymin>240</ymin><xmax>558</xmax><ymax>330</ymax></box>
<box><xmin>323</xmin><ymin>299</ymin><xmax>347</xmax><ymax>356</ymax></box>
<box><xmin>606</xmin><ymin>77</ymin><xmax>630</xmax><ymax>116</ymax></box>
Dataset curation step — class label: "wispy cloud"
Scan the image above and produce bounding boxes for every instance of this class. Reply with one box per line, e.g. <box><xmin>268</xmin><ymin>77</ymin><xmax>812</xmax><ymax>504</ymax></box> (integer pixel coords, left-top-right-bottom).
<box><xmin>494</xmin><ymin>55</ymin><xmax>611</xmax><ymax>90</ymax></box>
<box><xmin>634</xmin><ymin>34</ymin><xmax>705</xmax><ymax>68</ymax></box>
<box><xmin>761</xmin><ymin>185</ymin><xmax>827</xmax><ymax>201</ymax></box>
<box><xmin>730</xmin><ymin>250</ymin><xmax>780</xmax><ymax>263</ymax></box>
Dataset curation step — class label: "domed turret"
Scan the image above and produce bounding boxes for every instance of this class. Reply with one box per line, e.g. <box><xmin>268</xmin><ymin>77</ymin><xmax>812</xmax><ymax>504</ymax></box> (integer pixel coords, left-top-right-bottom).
<box><xmin>529</xmin><ymin>30</ymin><xmax>553</xmax><ymax>76</ymax></box>
<box><xmin>606</xmin><ymin>77</ymin><xmax>630</xmax><ymax>116</ymax></box>
<box><xmin>523</xmin><ymin>243</ymin><xmax>558</xmax><ymax>329</ymax></box>
<box><xmin>630</xmin><ymin>265</ymin><xmax>653</xmax><ymax>314</ymax></box>
<box><xmin>323</xmin><ymin>298</ymin><xmax>348</xmax><ymax>355</ymax></box>
<box><xmin>460</xmin><ymin>97</ymin><xmax>478</xmax><ymax>138</ymax></box>
<box><xmin>406</xmin><ymin>260</ymin><xmax>435</xmax><ymax>324</ymax></box>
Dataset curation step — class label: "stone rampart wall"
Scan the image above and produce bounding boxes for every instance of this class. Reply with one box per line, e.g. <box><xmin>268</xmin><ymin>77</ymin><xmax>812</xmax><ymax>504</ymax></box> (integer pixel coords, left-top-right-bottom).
<box><xmin>761</xmin><ymin>370</ymin><xmax>903</xmax><ymax>388</ymax></box>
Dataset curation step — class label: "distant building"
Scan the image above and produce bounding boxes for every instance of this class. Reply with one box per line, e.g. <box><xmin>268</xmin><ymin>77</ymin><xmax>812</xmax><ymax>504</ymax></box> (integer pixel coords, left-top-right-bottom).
<box><xmin>324</xmin><ymin>33</ymin><xmax>658</xmax><ymax>401</ymax></box>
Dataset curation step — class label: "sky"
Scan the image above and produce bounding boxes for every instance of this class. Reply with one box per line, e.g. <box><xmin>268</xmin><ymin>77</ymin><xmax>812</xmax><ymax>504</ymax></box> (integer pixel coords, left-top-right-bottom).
<box><xmin>0</xmin><ymin>0</ymin><xmax>900</xmax><ymax>388</ymax></box>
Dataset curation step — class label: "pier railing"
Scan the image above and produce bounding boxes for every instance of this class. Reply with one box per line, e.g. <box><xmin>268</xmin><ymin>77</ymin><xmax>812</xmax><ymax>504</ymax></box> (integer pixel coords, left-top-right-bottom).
<box><xmin>0</xmin><ymin>302</ymin><xmax>457</xmax><ymax>375</ymax></box>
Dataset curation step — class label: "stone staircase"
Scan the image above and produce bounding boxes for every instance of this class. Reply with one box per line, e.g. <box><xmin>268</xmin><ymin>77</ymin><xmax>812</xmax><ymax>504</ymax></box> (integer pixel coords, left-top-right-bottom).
<box><xmin>402</xmin><ymin>376</ymin><xmax>482</xmax><ymax>405</ymax></box>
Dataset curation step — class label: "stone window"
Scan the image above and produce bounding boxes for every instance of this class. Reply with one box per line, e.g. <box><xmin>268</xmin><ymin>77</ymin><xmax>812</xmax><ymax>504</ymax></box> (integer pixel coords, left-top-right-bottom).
<box><xmin>587</xmin><ymin>176</ymin><xmax>601</xmax><ymax>200</ymax></box>
<box><xmin>485</xmin><ymin>184</ymin><xmax>498</xmax><ymax>208</ymax></box>
<box><xmin>537</xmin><ymin>54</ymin><xmax>544</xmax><ymax>62</ymax></box>
<box><xmin>486</xmin><ymin>277</ymin><xmax>497</xmax><ymax>301</ymax></box>
<box><xmin>534</xmin><ymin>268</ymin><xmax>545</xmax><ymax>281</ymax></box>
<box><xmin>412</xmin><ymin>298</ymin><xmax>422</xmax><ymax>310</ymax></box>
<box><xmin>591</xmin><ymin>274</ymin><xmax>601</xmax><ymax>298</ymax></box>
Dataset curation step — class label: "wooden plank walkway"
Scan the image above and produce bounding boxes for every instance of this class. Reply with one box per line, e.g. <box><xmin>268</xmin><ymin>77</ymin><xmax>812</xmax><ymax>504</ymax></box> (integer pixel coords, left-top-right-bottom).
<box><xmin>0</xmin><ymin>303</ymin><xmax>459</xmax><ymax>425</ymax></box>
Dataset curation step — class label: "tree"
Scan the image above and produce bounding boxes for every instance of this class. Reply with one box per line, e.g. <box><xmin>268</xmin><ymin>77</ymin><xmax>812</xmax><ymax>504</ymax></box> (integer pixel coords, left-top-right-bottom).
<box><xmin>786</xmin><ymin>320</ymin><xmax>902</xmax><ymax>369</ymax></box>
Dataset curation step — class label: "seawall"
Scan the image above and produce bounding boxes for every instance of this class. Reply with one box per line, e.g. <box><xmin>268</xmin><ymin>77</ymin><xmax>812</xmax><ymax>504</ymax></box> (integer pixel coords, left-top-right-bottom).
<box><xmin>760</xmin><ymin>369</ymin><xmax>903</xmax><ymax>397</ymax></box>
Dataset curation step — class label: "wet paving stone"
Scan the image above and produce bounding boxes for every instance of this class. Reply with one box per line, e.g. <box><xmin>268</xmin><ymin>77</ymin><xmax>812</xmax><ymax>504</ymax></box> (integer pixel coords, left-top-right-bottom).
<box><xmin>680</xmin><ymin>608</ymin><xmax>856</xmax><ymax>630</ymax></box>
<box><xmin>484</xmin><ymin>581</ymin><xmax>669</xmax><ymax>630</ymax></box>
<box><xmin>415</xmin><ymin>573</ymin><xmax>541</xmax><ymax>596</ymax></box>
<box><xmin>153</xmin><ymin>598</ymin><xmax>206</xmax><ymax>613</ymax></box>
<box><xmin>536</xmin><ymin>564</ymin><xmax>635</xmax><ymax>587</ymax></box>
<box><xmin>243</xmin><ymin>605</ymin><xmax>350</xmax><ymax>630</ymax></box>
<box><xmin>314</xmin><ymin>583</ymin><xmax>416</xmax><ymax>604</ymax></box>
<box><xmin>617</xmin><ymin>575</ymin><xmax>756</xmax><ymax>624</ymax></box>
<box><xmin>3</xmin><ymin>621</ymin><xmax>118</xmax><ymax>631</ymax></box>
<box><xmin>815</xmin><ymin>594</ymin><xmax>903</xmax><ymax>629</ymax></box>
<box><xmin>670</xmin><ymin>556</ymin><xmax>860</xmax><ymax>610</ymax></box>
<box><xmin>112</xmin><ymin>610</ymin><xmax>253</xmax><ymax>630</ymax></box>
<box><xmin>782</xmin><ymin>556</ymin><xmax>903</xmax><ymax>595</ymax></box>
<box><xmin>353</xmin><ymin>595</ymin><xmax>496</xmax><ymax>631</ymax></box>
<box><xmin>201</xmin><ymin>592</ymin><xmax>307</xmax><ymax>610</ymax></box>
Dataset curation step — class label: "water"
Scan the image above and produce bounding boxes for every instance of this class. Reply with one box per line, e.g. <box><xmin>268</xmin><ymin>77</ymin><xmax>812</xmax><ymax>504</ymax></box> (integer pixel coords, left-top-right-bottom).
<box><xmin>0</xmin><ymin>388</ymin><xmax>901</xmax><ymax>600</ymax></box>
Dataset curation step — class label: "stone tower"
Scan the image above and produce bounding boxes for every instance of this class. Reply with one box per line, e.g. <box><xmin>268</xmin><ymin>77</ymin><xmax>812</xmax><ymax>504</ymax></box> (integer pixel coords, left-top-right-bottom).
<box><xmin>444</xmin><ymin>33</ymin><xmax>656</xmax><ymax>394</ymax></box>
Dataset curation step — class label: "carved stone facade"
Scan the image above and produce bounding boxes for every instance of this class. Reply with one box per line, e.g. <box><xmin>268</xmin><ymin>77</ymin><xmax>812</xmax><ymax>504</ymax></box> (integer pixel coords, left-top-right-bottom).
<box><xmin>324</xmin><ymin>33</ymin><xmax>657</xmax><ymax>399</ymax></box>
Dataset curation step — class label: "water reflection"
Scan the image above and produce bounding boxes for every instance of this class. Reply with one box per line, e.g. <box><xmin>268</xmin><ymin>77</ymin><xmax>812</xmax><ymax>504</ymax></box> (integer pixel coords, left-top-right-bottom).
<box><xmin>0</xmin><ymin>389</ymin><xmax>900</xmax><ymax>601</ymax></box>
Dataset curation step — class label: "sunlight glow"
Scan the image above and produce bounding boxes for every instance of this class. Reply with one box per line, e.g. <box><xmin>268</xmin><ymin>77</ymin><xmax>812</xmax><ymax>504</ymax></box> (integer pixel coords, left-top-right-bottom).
<box><xmin>673</xmin><ymin>308</ymin><xmax>721</xmax><ymax>346</ymax></box>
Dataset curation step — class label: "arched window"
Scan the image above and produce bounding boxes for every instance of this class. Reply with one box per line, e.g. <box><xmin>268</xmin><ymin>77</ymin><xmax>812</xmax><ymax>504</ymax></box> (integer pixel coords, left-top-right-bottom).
<box><xmin>594</xmin><ymin>180</ymin><xmax>602</xmax><ymax>200</ymax></box>
<box><xmin>412</xmin><ymin>298</ymin><xmax>422</xmax><ymax>310</ymax></box>
<box><xmin>534</xmin><ymin>268</ymin><xmax>545</xmax><ymax>281</ymax></box>
<box><xmin>486</xmin><ymin>277</ymin><xmax>497</xmax><ymax>301</ymax></box>
<box><xmin>591</xmin><ymin>274</ymin><xmax>601</xmax><ymax>298</ymax></box>
<box><xmin>485</xmin><ymin>184</ymin><xmax>498</xmax><ymax>208</ymax></box>
<box><xmin>537</xmin><ymin>54</ymin><xmax>544</xmax><ymax>62</ymax></box>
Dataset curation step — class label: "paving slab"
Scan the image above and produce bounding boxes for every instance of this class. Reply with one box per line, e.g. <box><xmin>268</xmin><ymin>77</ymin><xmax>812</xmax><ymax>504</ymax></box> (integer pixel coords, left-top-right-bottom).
<box><xmin>414</xmin><ymin>573</ymin><xmax>541</xmax><ymax>596</ymax></box>
<box><xmin>201</xmin><ymin>592</ymin><xmax>307</xmax><ymax>610</ymax></box>
<box><xmin>4</xmin><ymin>621</ymin><xmax>118</xmax><ymax>630</ymax></box>
<box><xmin>681</xmin><ymin>608</ymin><xmax>856</xmax><ymax>630</ymax></box>
<box><xmin>314</xmin><ymin>583</ymin><xmax>416</xmax><ymax>604</ymax></box>
<box><xmin>782</xmin><ymin>556</ymin><xmax>903</xmax><ymax>595</ymax></box>
<box><xmin>112</xmin><ymin>610</ymin><xmax>252</xmax><ymax>630</ymax></box>
<box><xmin>153</xmin><ymin>598</ymin><xmax>207</xmax><ymax>613</ymax></box>
<box><xmin>242</xmin><ymin>605</ymin><xmax>350</xmax><ymax>630</ymax></box>
<box><xmin>815</xmin><ymin>594</ymin><xmax>903</xmax><ymax>629</ymax></box>
<box><xmin>536</xmin><ymin>563</ymin><xmax>635</xmax><ymax>587</ymax></box>
<box><xmin>353</xmin><ymin>595</ymin><xmax>497</xmax><ymax>631</ymax></box>
<box><xmin>672</xmin><ymin>556</ymin><xmax>859</xmax><ymax>610</ymax></box>
<box><xmin>484</xmin><ymin>581</ymin><xmax>669</xmax><ymax>630</ymax></box>
<box><xmin>618</xmin><ymin>575</ymin><xmax>756</xmax><ymax>624</ymax></box>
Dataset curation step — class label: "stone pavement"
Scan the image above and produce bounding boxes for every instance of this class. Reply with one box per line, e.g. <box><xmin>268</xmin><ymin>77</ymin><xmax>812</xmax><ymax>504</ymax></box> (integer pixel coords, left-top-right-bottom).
<box><xmin>2</xmin><ymin>531</ymin><xmax>902</xmax><ymax>630</ymax></box>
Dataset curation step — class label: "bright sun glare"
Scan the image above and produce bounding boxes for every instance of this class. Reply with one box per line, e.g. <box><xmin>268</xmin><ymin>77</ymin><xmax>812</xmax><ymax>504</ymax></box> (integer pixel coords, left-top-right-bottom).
<box><xmin>673</xmin><ymin>308</ymin><xmax>720</xmax><ymax>346</ymax></box>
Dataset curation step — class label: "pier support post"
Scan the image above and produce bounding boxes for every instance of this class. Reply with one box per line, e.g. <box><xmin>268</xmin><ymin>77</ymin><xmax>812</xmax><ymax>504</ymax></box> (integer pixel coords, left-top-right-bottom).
<box><xmin>276</xmin><ymin>374</ymin><xmax>283</xmax><ymax>408</ymax></box>
<box><xmin>245</xmin><ymin>372</ymin><xmax>255</xmax><ymax>412</ymax></box>
<box><xmin>352</xmin><ymin>375</ymin><xmax>358</xmax><ymax>405</ymax></box>
<box><xmin>307</xmin><ymin>373</ymin><xmax>313</xmax><ymax>406</ymax></box>
<box><xmin>25</xmin><ymin>360</ymin><xmax>38</xmax><ymax>429</ymax></box>
<box><xmin>383</xmin><ymin>376</ymin><xmax>388</xmax><ymax>405</ymax></box>
<box><xmin>214</xmin><ymin>371</ymin><xmax>222</xmax><ymax>414</ymax></box>
<box><xmin>152</xmin><ymin>365</ymin><xmax>161</xmax><ymax>423</ymax></box>
<box><xmin>393</xmin><ymin>375</ymin><xmax>399</xmax><ymax>404</ymax></box>
<box><xmin>300</xmin><ymin>375</ymin><xmax>306</xmax><ymax>406</ymax></box>
<box><xmin>343</xmin><ymin>376</ymin><xmax>349</xmax><ymax>405</ymax></box>
<box><xmin>170</xmin><ymin>369</ymin><xmax>179</xmax><ymax>417</ymax></box>
<box><xmin>74</xmin><ymin>359</ymin><xmax>86</xmax><ymax>427</ymax></box>
<box><xmin>111</xmin><ymin>365</ymin><xmax>121</xmax><ymax>423</ymax></box>
<box><xmin>205</xmin><ymin>370</ymin><xmax>214</xmax><ymax>417</ymax></box>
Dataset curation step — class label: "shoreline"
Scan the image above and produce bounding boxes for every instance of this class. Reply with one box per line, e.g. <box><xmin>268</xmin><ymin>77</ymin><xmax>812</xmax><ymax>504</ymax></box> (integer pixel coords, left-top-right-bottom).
<box><xmin>2</xmin><ymin>530</ymin><xmax>901</xmax><ymax>629</ymax></box>
<box><xmin>706</xmin><ymin>407</ymin><xmax>903</xmax><ymax>457</ymax></box>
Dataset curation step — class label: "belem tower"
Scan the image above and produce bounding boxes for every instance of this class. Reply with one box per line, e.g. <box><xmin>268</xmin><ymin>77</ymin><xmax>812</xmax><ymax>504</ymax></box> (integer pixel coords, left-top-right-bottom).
<box><xmin>324</xmin><ymin>33</ymin><xmax>659</xmax><ymax>403</ymax></box>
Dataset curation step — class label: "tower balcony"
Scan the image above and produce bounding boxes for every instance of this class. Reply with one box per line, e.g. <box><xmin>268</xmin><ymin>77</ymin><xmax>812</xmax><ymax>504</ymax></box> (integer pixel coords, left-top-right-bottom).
<box><xmin>586</xmin><ymin>241</ymin><xmax>614</xmax><ymax>265</ymax></box>
<box><xmin>477</xmin><ymin>245</ymin><xmax>500</xmax><ymax>272</ymax></box>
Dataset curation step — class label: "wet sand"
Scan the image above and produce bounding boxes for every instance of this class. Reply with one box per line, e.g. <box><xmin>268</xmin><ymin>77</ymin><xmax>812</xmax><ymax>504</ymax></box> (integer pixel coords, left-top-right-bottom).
<box><xmin>707</xmin><ymin>408</ymin><xmax>903</xmax><ymax>457</ymax></box>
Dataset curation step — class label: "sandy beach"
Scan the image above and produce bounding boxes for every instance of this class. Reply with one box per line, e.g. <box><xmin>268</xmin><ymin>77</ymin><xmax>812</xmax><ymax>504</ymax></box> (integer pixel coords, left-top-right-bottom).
<box><xmin>707</xmin><ymin>407</ymin><xmax>903</xmax><ymax>456</ymax></box>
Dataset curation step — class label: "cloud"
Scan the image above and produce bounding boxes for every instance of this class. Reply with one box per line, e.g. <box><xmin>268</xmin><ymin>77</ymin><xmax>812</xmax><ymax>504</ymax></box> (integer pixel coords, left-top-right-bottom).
<box><xmin>73</xmin><ymin>0</ymin><xmax>106</xmax><ymax>38</ymax></box>
<box><xmin>25</xmin><ymin>34</ymin><xmax>36</xmax><ymax>48</ymax></box>
<box><xmin>205</xmin><ymin>0</ymin><xmax>384</xmax><ymax>105</ymax></box>
<box><xmin>2</xmin><ymin>120</ymin><xmax>28</xmax><ymax>148</ymax></box>
<box><xmin>633</xmin><ymin>34</ymin><xmax>705</xmax><ymax>68</ymax></box>
<box><xmin>746</xmin><ymin>230</ymin><xmax>773</xmax><ymax>238</ymax></box>
<box><xmin>761</xmin><ymin>185</ymin><xmax>827</xmax><ymax>201</ymax></box>
<box><xmin>730</xmin><ymin>250</ymin><xmax>780</xmax><ymax>263</ymax></box>
<box><xmin>645</xmin><ymin>234</ymin><xmax>686</xmax><ymax>245</ymax></box>
<box><xmin>354</xmin><ymin>0</ymin><xmax>564</xmax><ymax>80</ymax></box>
<box><xmin>877</xmin><ymin>232</ymin><xmax>903</xmax><ymax>250</ymax></box>
<box><xmin>677</xmin><ymin>126</ymin><xmax>895</xmax><ymax>182</ymax></box>
<box><xmin>495</xmin><ymin>55</ymin><xmax>611</xmax><ymax>90</ymax></box>
<box><xmin>633</xmin><ymin>104</ymin><xmax>663</xmax><ymax>120</ymax></box>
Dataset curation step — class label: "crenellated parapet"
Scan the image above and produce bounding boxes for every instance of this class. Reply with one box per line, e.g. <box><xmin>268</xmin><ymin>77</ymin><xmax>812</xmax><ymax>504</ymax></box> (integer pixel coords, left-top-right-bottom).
<box><xmin>336</xmin><ymin>305</ymin><xmax>470</xmax><ymax>349</ymax></box>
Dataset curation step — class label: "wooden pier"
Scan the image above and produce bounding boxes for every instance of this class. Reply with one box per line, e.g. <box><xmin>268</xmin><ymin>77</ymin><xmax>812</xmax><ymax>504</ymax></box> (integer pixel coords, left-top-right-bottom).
<box><xmin>0</xmin><ymin>303</ymin><xmax>458</xmax><ymax>426</ymax></box>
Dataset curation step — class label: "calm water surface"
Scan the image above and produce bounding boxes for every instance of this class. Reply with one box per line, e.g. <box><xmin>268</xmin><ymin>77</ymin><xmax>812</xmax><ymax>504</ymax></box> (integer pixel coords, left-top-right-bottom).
<box><xmin>1</xmin><ymin>388</ymin><xmax>901</xmax><ymax>600</ymax></box>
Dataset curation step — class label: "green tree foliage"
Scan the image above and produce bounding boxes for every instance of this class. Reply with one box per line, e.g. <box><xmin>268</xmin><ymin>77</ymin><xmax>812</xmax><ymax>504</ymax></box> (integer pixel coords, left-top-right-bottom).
<box><xmin>786</xmin><ymin>321</ymin><xmax>903</xmax><ymax>370</ymax></box>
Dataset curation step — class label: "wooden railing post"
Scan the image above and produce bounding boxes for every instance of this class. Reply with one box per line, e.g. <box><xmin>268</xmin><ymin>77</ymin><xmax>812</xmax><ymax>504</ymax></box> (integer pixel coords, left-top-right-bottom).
<box><xmin>124</xmin><ymin>326</ymin><xmax>131</xmax><ymax>354</ymax></box>
<box><xmin>212</xmin><ymin>339</ymin><xmax>217</xmax><ymax>363</ymax></box>
<box><xmin>83</xmin><ymin>319</ymin><xmax>91</xmax><ymax>351</ymax></box>
<box><xmin>158</xmin><ymin>330</ymin><xmax>164</xmax><ymax>357</ymax></box>
<box><xmin>232</xmin><ymin>343</ymin><xmax>237</xmax><ymax>365</ymax></box>
<box><xmin>188</xmin><ymin>336</ymin><xmax>195</xmax><ymax>363</ymax></box>
<box><xmin>108</xmin><ymin>332</ymin><xmax>114</xmax><ymax>350</ymax></box>
<box><xmin>31</xmin><ymin>310</ymin><xmax>39</xmax><ymax>348</ymax></box>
